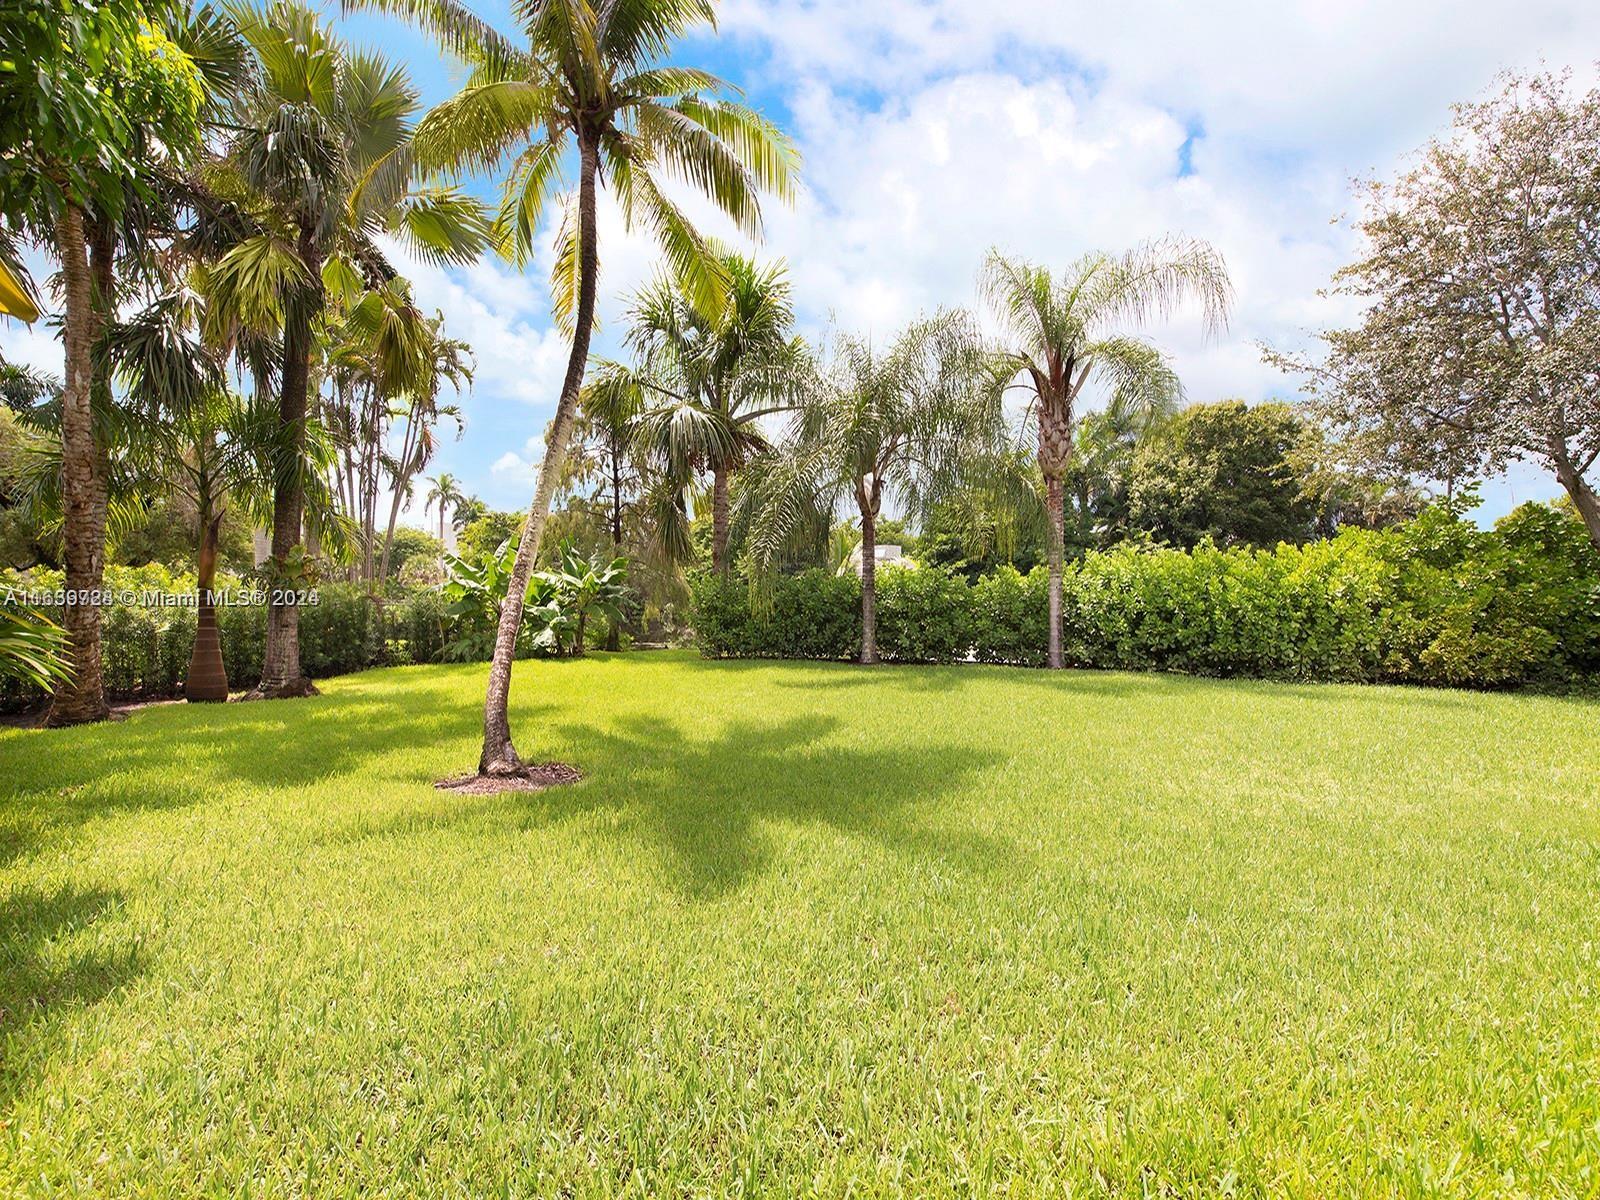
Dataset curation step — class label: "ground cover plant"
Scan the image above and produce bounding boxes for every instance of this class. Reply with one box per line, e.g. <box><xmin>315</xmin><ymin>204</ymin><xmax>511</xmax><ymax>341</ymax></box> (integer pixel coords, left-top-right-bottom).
<box><xmin>3</xmin><ymin>653</ymin><xmax>1597</xmax><ymax>1196</ymax></box>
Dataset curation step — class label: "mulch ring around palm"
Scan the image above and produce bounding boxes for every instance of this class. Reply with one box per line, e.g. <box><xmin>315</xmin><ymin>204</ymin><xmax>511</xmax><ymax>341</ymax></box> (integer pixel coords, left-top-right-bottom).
<box><xmin>434</xmin><ymin>763</ymin><xmax>583</xmax><ymax>795</ymax></box>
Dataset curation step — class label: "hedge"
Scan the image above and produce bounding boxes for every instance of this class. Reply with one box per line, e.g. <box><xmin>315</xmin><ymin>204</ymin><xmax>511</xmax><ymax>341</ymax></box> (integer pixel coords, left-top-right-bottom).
<box><xmin>690</xmin><ymin>502</ymin><xmax>1600</xmax><ymax>690</ymax></box>
<box><xmin>1</xmin><ymin>569</ymin><xmax>464</xmax><ymax>710</ymax></box>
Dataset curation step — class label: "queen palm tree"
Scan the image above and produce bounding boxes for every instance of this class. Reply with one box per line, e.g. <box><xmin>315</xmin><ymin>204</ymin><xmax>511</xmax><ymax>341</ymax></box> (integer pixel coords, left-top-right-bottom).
<box><xmin>979</xmin><ymin>240</ymin><xmax>1231</xmax><ymax>669</ymax></box>
<box><xmin>212</xmin><ymin>1</ymin><xmax>490</xmax><ymax>698</ymax></box>
<box><xmin>625</xmin><ymin>252</ymin><xmax>806</xmax><ymax>572</ymax></box>
<box><xmin>743</xmin><ymin>313</ymin><xmax>996</xmax><ymax>664</ymax></box>
<box><xmin>425</xmin><ymin>472</ymin><xmax>465</xmax><ymax>545</ymax></box>
<box><xmin>355</xmin><ymin>0</ymin><xmax>799</xmax><ymax>776</ymax></box>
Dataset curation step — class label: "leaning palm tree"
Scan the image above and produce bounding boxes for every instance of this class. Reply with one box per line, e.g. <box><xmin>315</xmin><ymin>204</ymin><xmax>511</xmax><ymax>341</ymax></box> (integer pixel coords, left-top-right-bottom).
<box><xmin>979</xmin><ymin>240</ymin><xmax>1231</xmax><ymax>668</ymax></box>
<box><xmin>743</xmin><ymin>313</ymin><xmax>996</xmax><ymax>664</ymax></box>
<box><xmin>355</xmin><ymin>0</ymin><xmax>799</xmax><ymax>776</ymax></box>
<box><xmin>211</xmin><ymin>1</ymin><xmax>490</xmax><ymax>698</ymax></box>
<box><xmin>425</xmin><ymin>472</ymin><xmax>465</xmax><ymax>544</ymax></box>
<box><xmin>625</xmin><ymin>252</ymin><xmax>806</xmax><ymax>572</ymax></box>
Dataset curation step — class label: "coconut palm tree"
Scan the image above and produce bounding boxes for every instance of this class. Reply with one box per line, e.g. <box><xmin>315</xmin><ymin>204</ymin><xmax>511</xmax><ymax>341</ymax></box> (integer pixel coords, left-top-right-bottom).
<box><xmin>624</xmin><ymin>253</ymin><xmax>806</xmax><ymax>572</ymax></box>
<box><xmin>743</xmin><ymin>313</ymin><xmax>996</xmax><ymax>664</ymax></box>
<box><xmin>355</xmin><ymin>0</ymin><xmax>800</xmax><ymax>776</ymax></box>
<box><xmin>425</xmin><ymin>472</ymin><xmax>465</xmax><ymax>545</ymax></box>
<box><xmin>211</xmin><ymin>1</ymin><xmax>490</xmax><ymax>698</ymax></box>
<box><xmin>979</xmin><ymin>240</ymin><xmax>1231</xmax><ymax>668</ymax></box>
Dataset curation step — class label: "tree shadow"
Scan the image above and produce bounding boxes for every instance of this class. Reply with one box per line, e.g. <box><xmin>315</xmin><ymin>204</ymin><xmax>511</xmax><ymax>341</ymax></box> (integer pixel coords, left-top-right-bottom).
<box><xmin>0</xmin><ymin>680</ymin><xmax>516</xmax><ymax>868</ymax></box>
<box><xmin>0</xmin><ymin>884</ymin><xmax>140</xmax><ymax>1110</ymax></box>
<box><xmin>532</xmin><ymin>711</ymin><xmax>1011</xmax><ymax>899</ymax></box>
<box><xmin>312</xmin><ymin>709</ymin><xmax>1015</xmax><ymax>901</ymax></box>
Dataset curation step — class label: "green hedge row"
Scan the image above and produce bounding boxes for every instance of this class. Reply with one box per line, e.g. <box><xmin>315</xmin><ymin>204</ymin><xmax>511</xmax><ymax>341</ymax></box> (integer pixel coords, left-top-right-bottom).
<box><xmin>1</xmin><ymin>578</ymin><xmax>455</xmax><ymax>710</ymax></box>
<box><xmin>691</xmin><ymin>503</ymin><xmax>1600</xmax><ymax>689</ymax></box>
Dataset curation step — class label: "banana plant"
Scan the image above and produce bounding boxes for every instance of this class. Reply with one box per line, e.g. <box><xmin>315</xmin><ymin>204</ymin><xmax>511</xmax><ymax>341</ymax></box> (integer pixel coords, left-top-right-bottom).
<box><xmin>534</xmin><ymin>541</ymin><xmax>628</xmax><ymax>657</ymax></box>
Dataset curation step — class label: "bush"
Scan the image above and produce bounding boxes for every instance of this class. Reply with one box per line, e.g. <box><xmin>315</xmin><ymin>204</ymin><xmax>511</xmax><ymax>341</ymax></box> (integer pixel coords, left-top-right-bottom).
<box><xmin>1</xmin><ymin>567</ymin><xmax>467</xmax><ymax>711</ymax></box>
<box><xmin>687</xmin><ymin>502</ymin><xmax>1600</xmax><ymax>691</ymax></box>
<box><xmin>876</xmin><ymin>566</ymin><xmax>971</xmax><ymax>663</ymax></box>
<box><xmin>691</xmin><ymin>570</ymin><xmax>859</xmax><ymax>660</ymax></box>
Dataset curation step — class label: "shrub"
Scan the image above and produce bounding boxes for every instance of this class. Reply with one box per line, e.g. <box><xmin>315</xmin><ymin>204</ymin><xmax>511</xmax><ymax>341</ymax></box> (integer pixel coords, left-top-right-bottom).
<box><xmin>687</xmin><ymin>502</ymin><xmax>1600</xmax><ymax>691</ymax></box>
<box><xmin>970</xmin><ymin>566</ymin><xmax>1049</xmax><ymax>667</ymax></box>
<box><xmin>876</xmin><ymin>566</ymin><xmax>971</xmax><ymax>663</ymax></box>
<box><xmin>691</xmin><ymin>570</ymin><xmax>859</xmax><ymax>660</ymax></box>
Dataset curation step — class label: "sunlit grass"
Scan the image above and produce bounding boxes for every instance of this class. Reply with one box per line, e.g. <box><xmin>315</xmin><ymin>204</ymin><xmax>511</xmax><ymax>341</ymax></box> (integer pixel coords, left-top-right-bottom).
<box><xmin>2</xmin><ymin>652</ymin><xmax>1598</xmax><ymax>1197</ymax></box>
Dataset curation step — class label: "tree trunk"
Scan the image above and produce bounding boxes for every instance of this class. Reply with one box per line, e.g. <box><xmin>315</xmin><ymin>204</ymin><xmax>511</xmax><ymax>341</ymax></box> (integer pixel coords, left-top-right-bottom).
<box><xmin>377</xmin><ymin>405</ymin><xmax>417</xmax><ymax>587</ymax></box>
<box><xmin>186</xmin><ymin>504</ymin><xmax>229</xmax><ymax>701</ymax></box>
<box><xmin>478</xmin><ymin>131</ymin><xmax>602</xmax><ymax>776</ymax></box>
<box><xmin>605</xmin><ymin>439</ymin><xmax>622</xmax><ymax>651</ymax></box>
<box><xmin>1038</xmin><ymin>398</ymin><xmax>1071</xmax><ymax>671</ymax></box>
<box><xmin>250</xmin><ymin>224</ymin><xmax>319</xmax><ymax>699</ymax></box>
<box><xmin>712</xmin><ymin>462</ymin><xmax>730</xmax><ymax>573</ymax></box>
<box><xmin>574</xmin><ymin>610</ymin><xmax>587</xmax><ymax>657</ymax></box>
<box><xmin>1045</xmin><ymin>473</ymin><xmax>1065</xmax><ymax>670</ymax></box>
<box><xmin>859</xmin><ymin>496</ymin><xmax>878</xmax><ymax>665</ymax></box>
<box><xmin>1551</xmin><ymin>439</ymin><xmax>1600</xmax><ymax>553</ymax></box>
<box><xmin>45</xmin><ymin>203</ymin><xmax>110</xmax><ymax>725</ymax></box>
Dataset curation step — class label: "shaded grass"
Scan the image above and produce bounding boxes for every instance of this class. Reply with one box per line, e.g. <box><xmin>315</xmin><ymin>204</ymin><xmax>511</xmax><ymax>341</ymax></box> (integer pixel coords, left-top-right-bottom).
<box><xmin>2</xmin><ymin>652</ymin><xmax>1598</xmax><ymax>1196</ymax></box>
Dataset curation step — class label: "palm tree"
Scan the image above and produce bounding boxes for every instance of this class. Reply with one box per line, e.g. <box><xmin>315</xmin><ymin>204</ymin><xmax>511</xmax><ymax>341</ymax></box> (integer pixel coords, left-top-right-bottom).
<box><xmin>1</xmin><ymin>1</ymin><xmax>244</xmax><ymax>724</ymax></box>
<box><xmin>425</xmin><ymin>472</ymin><xmax>465</xmax><ymax>545</ymax></box>
<box><xmin>356</xmin><ymin>0</ymin><xmax>799</xmax><ymax>775</ymax></box>
<box><xmin>979</xmin><ymin>240</ymin><xmax>1231</xmax><ymax>668</ymax></box>
<box><xmin>625</xmin><ymin>253</ymin><xmax>805</xmax><ymax>572</ymax></box>
<box><xmin>743</xmin><ymin>313</ymin><xmax>995</xmax><ymax>664</ymax></box>
<box><xmin>214</xmin><ymin>1</ymin><xmax>489</xmax><ymax>698</ymax></box>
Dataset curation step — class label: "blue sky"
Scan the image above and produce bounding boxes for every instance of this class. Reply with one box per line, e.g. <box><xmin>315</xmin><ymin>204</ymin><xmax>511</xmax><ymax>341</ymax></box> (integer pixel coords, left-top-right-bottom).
<box><xmin>5</xmin><ymin>0</ymin><xmax>1597</xmax><ymax>526</ymax></box>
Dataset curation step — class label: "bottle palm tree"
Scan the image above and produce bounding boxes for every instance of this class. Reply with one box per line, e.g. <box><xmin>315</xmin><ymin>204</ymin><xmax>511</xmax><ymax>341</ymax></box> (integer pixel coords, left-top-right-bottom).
<box><xmin>743</xmin><ymin>313</ymin><xmax>997</xmax><ymax>664</ymax></box>
<box><xmin>424</xmin><ymin>472</ymin><xmax>465</xmax><ymax>545</ymax></box>
<box><xmin>979</xmin><ymin>240</ymin><xmax>1231</xmax><ymax>668</ymax></box>
<box><xmin>356</xmin><ymin>0</ymin><xmax>800</xmax><ymax>775</ymax></box>
<box><xmin>625</xmin><ymin>253</ymin><xmax>806</xmax><ymax>572</ymax></box>
<box><xmin>212</xmin><ymin>1</ymin><xmax>490</xmax><ymax>698</ymax></box>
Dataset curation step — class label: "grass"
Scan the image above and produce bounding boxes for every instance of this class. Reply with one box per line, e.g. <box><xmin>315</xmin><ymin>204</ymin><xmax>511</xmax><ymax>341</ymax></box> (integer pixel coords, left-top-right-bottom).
<box><xmin>2</xmin><ymin>651</ymin><xmax>1598</xmax><ymax>1197</ymax></box>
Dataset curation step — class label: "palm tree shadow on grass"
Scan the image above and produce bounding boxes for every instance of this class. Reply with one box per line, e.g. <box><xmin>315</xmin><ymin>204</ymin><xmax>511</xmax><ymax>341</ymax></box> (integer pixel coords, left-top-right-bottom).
<box><xmin>529</xmin><ymin>712</ymin><xmax>1014</xmax><ymax>900</ymax></box>
<box><xmin>0</xmin><ymin>884</ymin><xmax>139</xmax><ymax>1112</ymax></box>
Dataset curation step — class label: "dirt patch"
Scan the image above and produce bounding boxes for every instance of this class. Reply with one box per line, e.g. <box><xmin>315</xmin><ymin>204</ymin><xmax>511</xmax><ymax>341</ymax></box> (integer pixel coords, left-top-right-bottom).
<box><xmin>434</xmin><ymin>763</ymin><xmax>583</xmax><ymax>795</ymax></box>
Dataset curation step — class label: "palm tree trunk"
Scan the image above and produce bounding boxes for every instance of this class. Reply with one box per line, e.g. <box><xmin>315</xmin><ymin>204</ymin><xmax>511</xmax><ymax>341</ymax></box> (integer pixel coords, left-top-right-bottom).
<box><xmin>479</xmin><ymin>130</ymin><xmax>601</xmax><ymax>776</ymax></box>
<box><xmin>44</xmin><ymin>203</ymin><xmax>110</xmax><ymax>725</ymax></box>
<box><xmin>1039</xmin><ymin>400</ymin><xmax>1070</xmax><ymax>671</ymax></box>
<box><xmin>1045</xmin><ymin>473</ymin><xmax>1065</xmax><ymax>670</ymax></box>
<box><xmin>252</xmin><ymin>224</ymin><xmax>319</xmax><ymax>700</ymax></box>
<box><xmin>605</xmin><ymin>438</ymin><xmax>623</xmax><ymax>651</ymax></box>
<box><xmin>377</xmin><ymin>408</ymin><xmax>417</xmax><ymax>588</ymax></box>
<box><xmin>711</xmin><ymin>463</ymin><xmax>730</xmax><ymax>573</ymax></box>
<box><xmin>186</xmin><ymin>502</ymin><xmax>229</xmax><ymax>701</ymax></box>
<box><xmin>859</xmin><ymin>497</ymin><xmax>878</xmax><ymax>665</ymax></box>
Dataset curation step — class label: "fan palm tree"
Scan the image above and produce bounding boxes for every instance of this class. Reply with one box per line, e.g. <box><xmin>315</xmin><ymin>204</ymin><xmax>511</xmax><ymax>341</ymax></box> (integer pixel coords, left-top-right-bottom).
<box><xmin>979</xmin><ymin>239</ymin><xmax>1231</xmax><ymax>668</ymax></box>
<box><xmin>211</xmin><ymin>1</ymin><xmax>490</xmax><ymax>698</ymax></box>
<box><xmin>354</xmin><ymin>0</ymin><xmax>800</xmax><ymax>775</ymax></box>
<box><xmin>425</xmin><ymin>472</ymin><xmax>465</xmax><ymax>544</ymax></box>
<box><xmin>743</xmin><ymin>313</ymin><xmax>996</xmax><ymax>664</ymax></box>
<box><xmin>625</xmin><ymin>253</ymin><xmax>806</xmax><ymax>572</ymax></box>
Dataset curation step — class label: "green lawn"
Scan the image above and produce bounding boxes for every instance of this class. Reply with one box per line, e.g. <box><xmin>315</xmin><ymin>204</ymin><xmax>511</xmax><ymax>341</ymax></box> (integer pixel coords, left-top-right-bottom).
<box><xmin>2</xmin><ymin>653</ymin><xmax>1598</xmax><ymax>1197</ymax></box>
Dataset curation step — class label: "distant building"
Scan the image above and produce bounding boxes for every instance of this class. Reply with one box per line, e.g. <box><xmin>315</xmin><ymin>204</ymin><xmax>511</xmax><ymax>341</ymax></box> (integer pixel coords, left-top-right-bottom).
<box><xmin>843</xmin><ymin>543</ymin><xmax>915</xmax><ymax>576</ymax></box>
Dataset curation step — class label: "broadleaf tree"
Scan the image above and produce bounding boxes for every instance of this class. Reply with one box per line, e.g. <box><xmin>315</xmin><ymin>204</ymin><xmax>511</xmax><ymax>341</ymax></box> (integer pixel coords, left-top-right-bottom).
<box><xmin>1273</xmin><ymin>70</ymin><xmax>1600</xmax><ymax>556</ymax></box>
